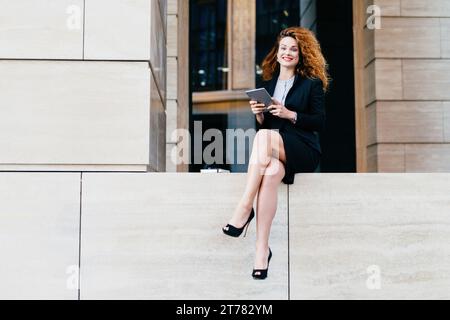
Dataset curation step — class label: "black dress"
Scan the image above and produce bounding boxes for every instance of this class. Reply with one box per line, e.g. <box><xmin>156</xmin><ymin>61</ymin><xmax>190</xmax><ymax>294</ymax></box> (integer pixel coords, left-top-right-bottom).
<box><xmin>256</xmin><ymin>71</ymin><xmax>325</xmax><ymax>185</ymax></box>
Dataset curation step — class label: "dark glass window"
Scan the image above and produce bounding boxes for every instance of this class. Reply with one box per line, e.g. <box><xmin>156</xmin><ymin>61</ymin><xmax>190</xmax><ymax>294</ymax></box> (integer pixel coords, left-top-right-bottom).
<box><xmin>255</xmin><ymin>0</ymin><xmax>300</xmax><ymax>87</ymax></box>
<box><xmin>190</xmin><ymin>0</ymin><xmax>228</xmax><ymax>92</ymax></box>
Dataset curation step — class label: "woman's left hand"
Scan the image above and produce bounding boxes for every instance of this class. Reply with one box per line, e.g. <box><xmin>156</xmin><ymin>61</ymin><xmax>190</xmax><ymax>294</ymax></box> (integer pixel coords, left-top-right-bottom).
<box><xmin>267</xmin><ymin>98</ymin><xmax>291</xmax><ymax>119</ymax></box>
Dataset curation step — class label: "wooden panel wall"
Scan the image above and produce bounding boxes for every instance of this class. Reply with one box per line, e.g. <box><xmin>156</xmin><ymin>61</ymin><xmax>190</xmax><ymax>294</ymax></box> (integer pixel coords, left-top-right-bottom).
<box><xmin>231</xmin><ymin>0</ymin><xmax>256</xmax><ymax>90</ymax></box>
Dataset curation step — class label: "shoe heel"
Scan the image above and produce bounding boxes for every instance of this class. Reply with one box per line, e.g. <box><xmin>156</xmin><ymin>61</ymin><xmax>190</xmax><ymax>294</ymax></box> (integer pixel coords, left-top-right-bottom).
<box><xmin>242</xmin><ymin>208</ymin><xmax>255</xmax><ymax>237</ymax></box>
<box><xmin>243</xmin><ymin>221</ymin><xmax>250</xmax><ymax>237</ymax></box>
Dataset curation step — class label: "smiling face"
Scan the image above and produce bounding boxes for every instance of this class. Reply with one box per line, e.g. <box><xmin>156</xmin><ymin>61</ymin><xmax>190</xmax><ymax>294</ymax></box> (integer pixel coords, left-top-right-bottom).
<box><xmin>276</xmin><ymin>36</ymin><xmax>300</xmax><ymax>69</ymax></box>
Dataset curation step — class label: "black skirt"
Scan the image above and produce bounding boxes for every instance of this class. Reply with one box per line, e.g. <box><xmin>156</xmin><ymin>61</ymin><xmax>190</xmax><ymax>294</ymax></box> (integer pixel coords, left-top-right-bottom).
<box><xmin>278</xmin><ymin>130</ymin><xmax>321</xmax><ymax>185</ymax></box>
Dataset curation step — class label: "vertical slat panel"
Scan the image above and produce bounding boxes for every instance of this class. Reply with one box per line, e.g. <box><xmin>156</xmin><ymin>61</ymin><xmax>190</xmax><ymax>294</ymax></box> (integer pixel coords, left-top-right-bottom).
<box><xmin>231</xmin><ymin>0</ymin><xmax>256</xmax><ymax>90</ymax></box>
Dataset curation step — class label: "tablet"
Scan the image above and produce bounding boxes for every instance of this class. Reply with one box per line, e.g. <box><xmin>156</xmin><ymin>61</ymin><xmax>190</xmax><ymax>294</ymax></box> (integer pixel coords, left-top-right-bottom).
<box><xmin>245</xmin><ymin>88</ymin><xmax>273</xmax><ymax>112</ymax></box>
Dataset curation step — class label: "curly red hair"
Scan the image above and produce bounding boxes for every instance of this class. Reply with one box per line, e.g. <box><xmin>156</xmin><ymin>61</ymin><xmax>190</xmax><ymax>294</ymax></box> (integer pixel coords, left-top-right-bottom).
<box><xmin>261</xmin><ymin>27</ymin><xmax>330</xmax><ymax>91</ymax></box>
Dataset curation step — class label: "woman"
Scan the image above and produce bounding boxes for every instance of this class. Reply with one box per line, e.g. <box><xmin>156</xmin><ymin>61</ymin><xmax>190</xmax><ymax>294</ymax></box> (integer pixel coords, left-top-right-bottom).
<box><xmin>222</xmin><ymin>27</ymin><xmax>330</xmax><ymax>280</ymax></box>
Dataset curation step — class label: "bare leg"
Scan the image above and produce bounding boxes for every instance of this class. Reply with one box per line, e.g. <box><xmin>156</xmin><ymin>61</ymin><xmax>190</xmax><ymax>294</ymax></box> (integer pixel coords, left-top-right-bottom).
<box><xmin>254</xmin><ymin>157</ymin><xmax>285</xmax><ymax>274</ymax></box>
<box><xmin>227</xmin><ymin>130</ymin><xmax>286</xmax><ymax>228</ymax></box>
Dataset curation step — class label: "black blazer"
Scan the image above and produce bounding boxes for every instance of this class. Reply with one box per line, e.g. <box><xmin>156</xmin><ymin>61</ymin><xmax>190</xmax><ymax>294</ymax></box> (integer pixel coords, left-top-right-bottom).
<box><xmin>257</xmin><ymin>70</ymin><xmax>326</xmax><ymax>154</ymax></box>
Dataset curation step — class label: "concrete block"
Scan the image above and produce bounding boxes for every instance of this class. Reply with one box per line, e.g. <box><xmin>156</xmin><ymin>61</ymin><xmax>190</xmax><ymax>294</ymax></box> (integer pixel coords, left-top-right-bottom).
<box><xmin>290</xmin><ymin>173</ymin><xmax>450</xmax><ymax>299</ymax></box>
<box><xmin>403</xmin><ymin>60</ymin><xmax>450</xmax><ymax>100</ymax></box>
<box><xmin>401</xmin><ymin>0</ymin><xmax>450</xmax><ymax>17</ymax></box>
<box><xmin>84</xmin><ymin>0</ymin><xmax>151</xmax><ymax>60</ymax></box>
<box><xmin>0</xmin><ymin>60</ymin><xmax>150</xmax><ymax>167</ymax></box>
<box><xmin>375</xmin><ymin>18</ymin><xmax>440</xmax><ymax>58</ymax></box>
<box><xmin>0</xmin><ymin>0</ymin><xmax>83</xmax><ymax>59</ymax></box>
<box><xmin>0</xmin><ymin>173</ymin><xmax>80</xmax><ymax>299</ymax></box>
<box><xmin>80</xmin><ymin>173</ymin><xmax>288</xmax><ymax>299</ymax></box>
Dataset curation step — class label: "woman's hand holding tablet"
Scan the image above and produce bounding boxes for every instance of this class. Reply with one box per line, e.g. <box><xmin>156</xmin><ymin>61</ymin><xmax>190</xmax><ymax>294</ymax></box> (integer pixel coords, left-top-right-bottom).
<box><xmin>249</xmin><ymin>100</ymin><xmax>267</xmax><ymax>114</ymax></box>
<box><xmin>245</xmin><ymin>88</ymin><xmax>273</xmax><ymax>113</ymax></box>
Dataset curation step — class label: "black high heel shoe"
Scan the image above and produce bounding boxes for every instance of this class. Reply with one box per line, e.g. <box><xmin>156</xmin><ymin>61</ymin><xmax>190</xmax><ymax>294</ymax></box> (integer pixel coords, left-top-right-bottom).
<box><xmin>222</xmin><ymin>208</ymin><xmax>255</xmax><ymax>238</ymax></box>
<box><xmin>252</xmin><ymin>248</ymin><xmax>272</xmax><ymax>280</ymax></box>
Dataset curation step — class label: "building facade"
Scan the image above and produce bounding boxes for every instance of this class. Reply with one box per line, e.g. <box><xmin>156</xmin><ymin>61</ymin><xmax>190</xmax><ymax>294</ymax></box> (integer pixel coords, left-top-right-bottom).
<box><xmin>0</xmin><ymin>0</ymin><xmax>449</xmax><ymax>174</ymax></box>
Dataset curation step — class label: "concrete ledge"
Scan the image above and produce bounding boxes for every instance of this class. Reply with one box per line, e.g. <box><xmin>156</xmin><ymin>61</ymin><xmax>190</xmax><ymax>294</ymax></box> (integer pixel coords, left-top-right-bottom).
<box><xmin>0</xmin><ymin>172</ymin><xmax>80</xmax><ymax>299</ymax></box>
<box><xmin>0</xmin><ymin>164</ymin><xmax>148</xmax><ymax>172</ymax></box>
<box><xmin>290</xmin><ymin>173</ymin><xmax>450</xmax><ymax>299</ymax></box>
<box><xmin>80</xmin><ymin>173</ymin><xmax>288</xmax><ymax>299</ymax></box>
<box><xmin>1</xmin><ymin>172</ymin><xmax>450</xmax><ymax>299</ymax></box>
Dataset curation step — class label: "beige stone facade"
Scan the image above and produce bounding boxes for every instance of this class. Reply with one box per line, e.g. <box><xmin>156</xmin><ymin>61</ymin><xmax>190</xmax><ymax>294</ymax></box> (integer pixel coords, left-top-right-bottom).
<box><xmin>0</xmin><ymin>0</ymin><xmax>167</xmax><ymax>172</ymax></box>
<box><xmin>354</xmin><ymin>0</ymin><xmax>450</xmax><ymax>172</ymax></box>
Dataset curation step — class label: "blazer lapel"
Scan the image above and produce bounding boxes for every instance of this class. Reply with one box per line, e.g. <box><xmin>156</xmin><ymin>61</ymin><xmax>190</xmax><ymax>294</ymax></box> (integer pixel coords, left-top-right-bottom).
<box><xmin>266</xmin><ymin>73</ymin><xmax>278</xmax><ymax>96</ymax></box>
<box><xmin>285</xmin><ymin>73</ymin><xmax>302</xmax><ymax>102</ymax></box>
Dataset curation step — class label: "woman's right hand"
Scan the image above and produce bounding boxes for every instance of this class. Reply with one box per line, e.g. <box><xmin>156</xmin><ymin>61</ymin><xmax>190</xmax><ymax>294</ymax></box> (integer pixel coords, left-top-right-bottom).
<box><xmin>250</xmin><ymin>100</ymin><xmax>266</xmax><ymax>115</ymax></box>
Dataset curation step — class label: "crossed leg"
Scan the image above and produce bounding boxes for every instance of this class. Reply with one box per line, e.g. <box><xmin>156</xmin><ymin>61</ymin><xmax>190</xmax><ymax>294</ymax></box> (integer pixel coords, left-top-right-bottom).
<box><xmin>227</xmin><ymin>129</ymin><xmax>286</xmax><ymax>228</ymax></box>
<box><xmin>253</xmin><ymin>156</ymin><xmax>285</xmax><ymax>273</ymax></box>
